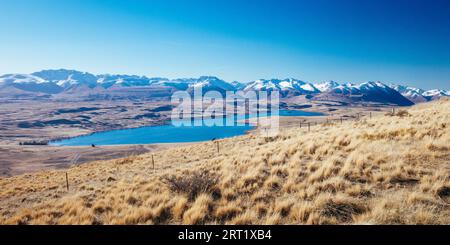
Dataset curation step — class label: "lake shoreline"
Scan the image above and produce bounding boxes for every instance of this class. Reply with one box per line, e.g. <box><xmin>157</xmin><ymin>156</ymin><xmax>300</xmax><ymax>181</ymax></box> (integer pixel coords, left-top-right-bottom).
<box><xmin>49</xmin><ymin>109</ymin><xmax>324</xmax><ymax>146</ymax></box>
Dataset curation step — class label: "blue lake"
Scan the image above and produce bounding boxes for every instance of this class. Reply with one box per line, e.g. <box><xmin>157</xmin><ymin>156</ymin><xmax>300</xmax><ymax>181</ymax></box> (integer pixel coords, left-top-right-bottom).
<box><xmin>50</xmin><ymin>110</ymin><xmax>323</xmax><ymax>146</ymax></box>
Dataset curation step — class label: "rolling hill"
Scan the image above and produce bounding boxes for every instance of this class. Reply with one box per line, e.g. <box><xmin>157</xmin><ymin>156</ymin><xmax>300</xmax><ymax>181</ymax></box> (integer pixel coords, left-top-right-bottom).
<box><xmin>1</xmin><ymin>98</ymin><xmax>449</xmax><ymax>224</ymax></box>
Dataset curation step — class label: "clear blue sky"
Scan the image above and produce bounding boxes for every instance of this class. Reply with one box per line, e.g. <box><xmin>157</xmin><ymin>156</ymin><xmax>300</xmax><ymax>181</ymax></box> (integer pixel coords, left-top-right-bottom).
<box><xmin>1</xmin><ymin>0</ymin><xmax>449</xmax><ymax>89</ymax></box>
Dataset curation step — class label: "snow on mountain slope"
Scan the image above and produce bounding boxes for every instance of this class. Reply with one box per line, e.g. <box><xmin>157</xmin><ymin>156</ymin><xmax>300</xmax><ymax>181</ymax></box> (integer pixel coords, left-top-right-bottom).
<box><xmin>326</xmin><ymin>81</ymin><xmax>414</xmax><ymax>106</ymax></box>
<box><xmin>97</xmin><ymin>75</ymin><xmax>155</xmax><ymax>88</ymax></box>
<box><xmin>314</xmin><ymin>81</ymin><xmax>340</xmax><ymax>92</ymax></box>
<box><xmin>244</xmin><ymin>78</ymin><xmax>319</xmax><ymax>94</ymax></box>
<box><xmin>0</xmin><ymin>69</ymin><xmax>447</xmax><ymax>105</ymax></box>
<box><xmin>300</xmin><ymin>83</ymin><xmax>319</xmax><ymax>92</ymax></box>
<box><xmin>389</xmin><ymin>84</ymin><xmax>428</xmax><ymax>103</ymax></box>
<box><xmin>420</xmin><ymin>89</ymin><xmax>449</xmax><ymax>102</ymax></box>
<box><xmin>329</xmin><ymin>83</ymin><xmax>360</xmax><ymax>95</ymax></box>
<box><xmin>231</xmin><ymin>81</ymin><xmax>245</xmax><ymax>90</ymax></box>
<box><xmin>190</xmin><ymin>76</ymin><xmax>235</xmax><ymax>90</ymax></box>
<box><xmin>32</xmin><ymin>69</ymin><xmax>98</xmax><ymax>89</ymax></box>
<box><xmin>422</xmin><ymin>89</ymin><xmax>449</xmax><ymax>97</ymax></box>
<box><xmin>150</xmin><ymin>76</ymin><xmax>237</xmax><ymax>93</ymax></box>
<box><xmin>389</xmin><ymin>84</ymin><xmax>424</xmax><ymax>96</ymax></box>
<box><xmin>0</xmin><ymin>74</ymin><xmax>63</xmax><ymax>94</ymax></box>
<box><xmin>356</xmin><ymin>81</ymin><xmax>390</xmax><ymax>91</ymax></box>
<box><xmin>245</xmin><ymin>79</ymin><xmax>277</xmax><ymax>90</ymax></box>
<box><xmin>0</xmin><ymin>74</ymin><xmax>48</xmax><ymax>85</ymax></box>
<box><xmin>185</xmin><ymin>76</ymin><xmax>237</xmax><ymax>94</ymax></box>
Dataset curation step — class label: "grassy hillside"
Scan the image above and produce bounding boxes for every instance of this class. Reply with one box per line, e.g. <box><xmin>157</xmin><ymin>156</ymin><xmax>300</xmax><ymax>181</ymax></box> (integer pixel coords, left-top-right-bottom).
<box><xmin>1</xmin><ymin>99</ymin><xmax>449</xmax><ymax>224</ymax></box>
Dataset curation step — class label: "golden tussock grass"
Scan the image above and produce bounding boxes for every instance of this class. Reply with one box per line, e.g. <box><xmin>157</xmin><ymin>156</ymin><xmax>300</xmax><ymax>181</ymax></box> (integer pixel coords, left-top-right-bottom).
<box><xmin>0</xmin><ymin>98</ymin><xmax>449</xmax><ymax>224</ymax></box>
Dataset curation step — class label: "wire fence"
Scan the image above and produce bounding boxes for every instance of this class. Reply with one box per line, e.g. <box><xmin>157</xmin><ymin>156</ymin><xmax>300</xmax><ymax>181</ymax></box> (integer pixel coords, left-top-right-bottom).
<box><xmin>264</xmin><ymin>107</ymin><xmax>402</xmax><ymax>133</ymax></box>
<box><xmin>59</xmin><ymin>106</ymin><xmax>401</xmax><ymax>190</ymax></box>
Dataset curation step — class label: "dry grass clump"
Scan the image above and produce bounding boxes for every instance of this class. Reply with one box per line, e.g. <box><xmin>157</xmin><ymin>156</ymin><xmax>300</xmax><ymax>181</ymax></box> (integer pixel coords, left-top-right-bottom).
<box><xmin>320</xmin><ymin>199</ymin><xmax>365</xmax><ymax>223</ymax></box>
<box><xmin>162</xmin><ymin>171</ymin><xmax>220</xmax><ymax>201</ymax></box>
<box><xmin>0</xmin><ymin>99</ymin><xmax>449</xmax><ymax>224</ymax></box>
<box><xmin>385</xmin><ymin>109</ymin><xmax>411</xmax><ymax>117</ymax></box>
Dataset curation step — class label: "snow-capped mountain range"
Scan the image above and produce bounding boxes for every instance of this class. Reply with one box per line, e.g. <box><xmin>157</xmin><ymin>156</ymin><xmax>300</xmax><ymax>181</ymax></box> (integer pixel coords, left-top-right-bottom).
<box><xmin>0</xmin><ymin>69</ymin><xmax>448</xmax><ymax>105</ymax></box>
<box><xmin>244</xmin><ymin>78</ymin><xmax>319</xmax><ymax>93</ymax></box>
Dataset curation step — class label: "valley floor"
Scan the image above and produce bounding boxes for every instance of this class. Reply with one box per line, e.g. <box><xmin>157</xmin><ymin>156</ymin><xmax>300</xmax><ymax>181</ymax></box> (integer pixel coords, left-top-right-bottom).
<box><xmin>0</xmin><ymin>99</ymin><xmax>449</xmax><ymax>224</ymax></box>
<box><xmin>0</xmin><ymin>98</ymin><xmax>390</xmax><ymax>176</ymax></box>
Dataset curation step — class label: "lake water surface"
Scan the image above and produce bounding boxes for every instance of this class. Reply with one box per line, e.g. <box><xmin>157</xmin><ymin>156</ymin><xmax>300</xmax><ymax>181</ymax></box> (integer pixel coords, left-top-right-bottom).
<box><xmin>51</xmin><ymin>110</ymin><xmax>323</xmax><ymax>146</ymax></box>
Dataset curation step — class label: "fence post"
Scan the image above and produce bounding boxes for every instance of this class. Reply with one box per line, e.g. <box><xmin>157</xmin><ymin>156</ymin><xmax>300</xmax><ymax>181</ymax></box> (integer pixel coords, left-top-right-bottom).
<box><xmin>152</xmin><ymin>154</ymin><xmax>155</xmax><ymax>172</ymax></box>
<box><xmin>216</xmin><ymin>141</ymin><xmax>220</xmax><ymax>153</ymax></box>
<box><xmin>299</xmin><ymin>122</ymin><xmax>302</xmax><ymax>128</ymax></box>
<box><xmin>370</xmin><ymin>112</ymin><xmax>372</xmax><ymax>119</ymax></box>
<box><xmin>340</xmin><ymin>117</ymin><xmax>343</xmax><ymax>124</ymax></box>
<box><xmin>65</xmin><ymin>172</ymin><xmax>69</xmax><ymax>191</ymax></box>
<box><xmin>392</xmin><ymin>107</ymin><xmax>395</xmax><ymax>115</ymax></box>
<box><xmin>308</xmin><ymin>122</ymin><xmax>310</xmax><ymax>132</ymax></box>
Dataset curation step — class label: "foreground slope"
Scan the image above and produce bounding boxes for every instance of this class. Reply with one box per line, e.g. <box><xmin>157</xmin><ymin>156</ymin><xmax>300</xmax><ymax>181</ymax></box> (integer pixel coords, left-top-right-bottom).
<box><xmin>1</xmin><ymin>99</ymin><xmax>449</xmax><ymax>224</ymax></box>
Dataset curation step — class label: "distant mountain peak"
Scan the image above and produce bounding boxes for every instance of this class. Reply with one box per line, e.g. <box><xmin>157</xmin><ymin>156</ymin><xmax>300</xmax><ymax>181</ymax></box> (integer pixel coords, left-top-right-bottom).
<box><xmin>0</xmin><ymin>74</ymin><xmax>48</xmax><ymax>84</ymax></box>
<box><xmin>0</xmin><ymin>69</ymin><xmax>448</xmax><ymax>105</ymax></box>
<box><xmin>244</xmin><ymin>78</ymin><xmax>317</xmax><ymax>94</ymax></box>
<box><xmin>31</xmin><ymin>69</ymin><xmax>98</xmax><ymax>89</ymax></box>
<box><xmin>314</xmin><ymin>81</ymin><xmax>340</xmax><ymax>92</ymax></box>
<box><xmin>197</xmin><ymin>75</ymin><xmax>221</xmax><ymax>80</ymax></box>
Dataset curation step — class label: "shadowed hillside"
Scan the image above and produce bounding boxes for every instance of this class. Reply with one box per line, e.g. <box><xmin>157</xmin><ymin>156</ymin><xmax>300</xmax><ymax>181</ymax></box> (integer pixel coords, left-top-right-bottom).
<box><xmin>1</xmin><ymin>99</ymin><xmax>449</xmax><ymax>224</ymax></box>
